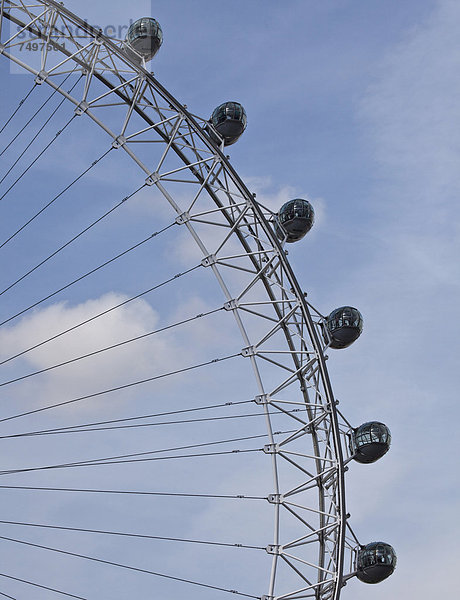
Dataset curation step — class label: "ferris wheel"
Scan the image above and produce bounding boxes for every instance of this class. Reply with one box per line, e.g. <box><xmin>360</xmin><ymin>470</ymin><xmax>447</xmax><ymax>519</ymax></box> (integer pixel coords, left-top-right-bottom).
<box><xmin>0</xmin><ymin>2</ymin><xmax>396</xmax><ymax>599</ymax></box>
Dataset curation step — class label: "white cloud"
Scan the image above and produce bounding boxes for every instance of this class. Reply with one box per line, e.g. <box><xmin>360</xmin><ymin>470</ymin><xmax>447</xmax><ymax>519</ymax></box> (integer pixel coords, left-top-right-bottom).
<box><xmin>0</xmin><ymin>294</ymin><xmax>173</xmax><ymax>408</ymax></box>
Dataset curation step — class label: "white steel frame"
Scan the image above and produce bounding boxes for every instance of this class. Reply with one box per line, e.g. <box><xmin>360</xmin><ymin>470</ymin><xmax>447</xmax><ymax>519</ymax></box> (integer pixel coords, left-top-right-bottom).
<box><xmin>0</xmin><ymin>2</ymin><xmax>364</xmax><ymax>598</ymax></box>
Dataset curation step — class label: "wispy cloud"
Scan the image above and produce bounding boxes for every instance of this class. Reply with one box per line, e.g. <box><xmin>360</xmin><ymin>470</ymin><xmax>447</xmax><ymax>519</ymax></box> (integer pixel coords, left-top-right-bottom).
<box><xmin>338</xmin><ymin>2</ymin><xmax>460</xmax><ymax>597</ymax></box>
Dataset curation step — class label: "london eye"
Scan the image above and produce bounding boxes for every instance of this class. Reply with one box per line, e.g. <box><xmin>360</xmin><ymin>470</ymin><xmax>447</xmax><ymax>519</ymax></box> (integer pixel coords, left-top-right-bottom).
<box><xmin>0</xmin><ymin>3</ymin><xmax>395</xmax><ymax>598</ymax></box>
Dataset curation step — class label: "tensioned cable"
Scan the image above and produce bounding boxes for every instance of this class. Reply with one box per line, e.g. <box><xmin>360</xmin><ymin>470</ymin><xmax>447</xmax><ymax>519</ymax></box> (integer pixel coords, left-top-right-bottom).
<box><xmin>34</xmin><ymin>430</ymin><xmax>290</xmax><ymax>468</ymax></box>
<box><xmin>0</xmin><ymin>307</ymin><xmax>224</xmax><ymax>387</ymax></box>
<box><xmin>0</xmin><ymin>408</ymin><xmax>303</xmax><ymax>440</ymax></box>
<box><xmin>0</xmin><ymin>114</ymin><xmax>76</xmax><ymax>201</ymax></box>
<box><xmin>0</xmin><ymin>75</ymin><xmax>83</xmax><ymax>199</ymax></box>
<box><xmin>0</xmin><ymin>146</ymin><xmax>113</xmax><ymax>252</ymax></box>
<box><xmin>0</xmin><ymin>205</ymin><xmax>171</xmax><ymax>295</ymax></box>
<box><xmin>0</xmin><ymin>448</ymin><xmax>259</xmax><ymax>476</ymax></box>
<box><xmin>0</xmin><ymin>536</ymin><xmax>259</xmax><ymax>599</ymax></box>
<box><xmin>82</xmin><ymin>433</ymin><xmax>271</xmax><ymax>466</ymax></box>
<box><xmin>0</xmin><ymin>179</ymin><xmax>146</xmax><ymax>279</ymax></box>
<box><xmin>0</xmin><ymin>520</ymin><xmax>265</xmax><ymax>551</ymax></box>
<box><xmin>0</xmin><ymin>305</ymin><xmax>222</xmax><ymax>388</ymax></box>
<box><xmin>0</xmin><ymin>429</ymin><xmax>282</xmax><ymax>476</ymax></box>
<box><xmin>0</xmin><ymin>182</ymin><xmax>152</xmax><ymax>328</ymax></box>
<box><xmin>0</xmin><ymin>346</ymin><xmax>235</xmax><ymax>423</ymax></box>
<box><xmin>0</xmin><ymin>430</ymin><xmax>296</xmax><ymax>478</ymax></box>
<box><xmin>0</xmin><ymin>73</ymin><xmax>72</xmax><ymax>157</ymax></box>
<box><xmin>0</xmin><ymin>261</ymin><xmax>198</xmax><ymax>363</ymax></box>
<box><xmin>0</xmin><ymin>486</ymin><xmax>266</xmax><ymax>501</ymax></box>
<box><xmin>1</xmin><ymin>399</ymin><xmax>253</xmax><ymax>432</ymax></box>
<box><xmin>0</xmin><ymin>397</ymin><xmax>249</xmax><ymax>429</ymax></box>
<box><xmin>0</xmin><ymin>247</ymin><xmax>190</xmax><ymax>366</ymax></box>
<box><xmin>0</xmin><ymin>573</ymin><xmax>87</xmax><ymax>599</ymax></box>
<box><xmin>0</xmin><ymin>591</ymin><xmax>16</xmax><ymax>600</ymax></box>
<box><xmin>0</xmin><ymin>84</ymin><xmax>36</xmax><ymax>136</ymax></box>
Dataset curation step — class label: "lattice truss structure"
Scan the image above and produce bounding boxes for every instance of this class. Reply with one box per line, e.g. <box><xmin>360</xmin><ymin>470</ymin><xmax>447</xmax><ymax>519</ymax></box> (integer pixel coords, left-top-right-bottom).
<box><xmin>0</xmin><ymin>2</ymin><xmax>364</xmax><ymax>599</ymax></box>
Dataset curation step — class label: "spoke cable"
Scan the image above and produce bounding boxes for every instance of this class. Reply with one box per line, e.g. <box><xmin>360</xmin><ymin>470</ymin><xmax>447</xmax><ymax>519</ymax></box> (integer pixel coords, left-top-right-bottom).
<box><xmin>0</xmin><ymin>84</ymin><xmax>36</xmax><ymax>136</ymax></box>
<box><xmin>0</xmin><ymin>73</ymin><xmax>72</xmax><ymax>157</ymax></box>
<box><xmin>0</xmin><ymin>398</ymin><xmax>251</xmax><ymax>430</ymax></box>
<box><xmin>0</xmin><ymin>305</ymin><xmax>221</xmax><ymax>388</ymax></box>
<box><xmin>0</xmin><ymin>486</ymin><xmax>266</xmax><ymax>501</ymax></box>
<box><xmin>0</xmin><ymin>573</ymin><xmax>87</xmax><ymax>599</ymax></box>
<box><xmin>38</xmin><ymin>399</ymin><xmax>254</xmax><ymax>430</ymax></box>
<box><xmin>0</xmin><ymin>209</ymin><xmax>172</xmax><ymax>298</ymax></box>
<box><xmin>0</xmin><ymin>114</ymin><xmax>76</xmax><ymax>202</ymax></box>
<box><xmin>0</xmin><ymin>408</ymin><xmax>303</xmax><ymax>440</ymax></box>
<box><xmin>0</xmin><ymin>182</ymin><xmax>151</xmax><ymax>328</ymax></box>
<box><xmin>0</xmin><ymin>535</ymin><xmax>260</xmax><ymax>599</ymax></box>
<box><xmin>0</xmin><ymin>448</ymin><xmax>260</xmax><ymax>476</ymax></box>
<box><xmin>0</xmin><ymin>343</ymin><xmax>233</xmax><ymax>423</ymax></box>
<box><xmin>0</xmin><ymin>520</ymin><xmax>265</xmax><ymax>551</ymax></box>
<box><xmin>0</xmin><ymin>146</ymin><xmax>113</xmax><ymax>253</ymax></box>
<box><xmin>0</xmin><ymin>429</ymin><xmax>285</xmax><ymax>476</ymax></box>
<box><xmin>43</xmin><ymin>430</ymin><xmax>291</xmax><ymax>468</ymax></box>
<box><xmin>0</xmin><ymin>74</ymin><xmax>83</xmax><ymax>201</ymax></box>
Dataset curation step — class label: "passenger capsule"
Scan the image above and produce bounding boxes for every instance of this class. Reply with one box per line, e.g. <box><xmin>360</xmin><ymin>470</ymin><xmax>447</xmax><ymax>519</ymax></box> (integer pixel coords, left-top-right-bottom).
<box><xmin>124</xmin><ymin>18</ymin><xmax>163</xmax><ymax>62</ymax></box>
<box><xmin>209</xmin><ymin>102</ymin><xmax>247</xmax><ymax>146</ymax></box>
<box><xmin>350</xmin><ymin>422</ymin><xmax>391</xmax><ymax>463</ymax></box>
<box><xmin>324</xmin><ymin>306</ymin><xmax>363</xmax><ymax>349</ymax></box>
<box><xmin>356</xmin><ymin>542</ymin><xmax>397</xmax><ymax>584</ymax></box>
<box><xmin>274</xmin><ymin>199</ymin><xmax>315</xmax><ymax>243</ymax></box>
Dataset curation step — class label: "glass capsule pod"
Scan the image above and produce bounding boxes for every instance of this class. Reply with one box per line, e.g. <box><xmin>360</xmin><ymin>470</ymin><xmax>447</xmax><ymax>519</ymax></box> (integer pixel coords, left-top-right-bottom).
<box><xmin>124</xmin><ymin>17</ymin><xmax>163</xmax><ymax>62</ymax></box>
<box><xmin>350</xmin><ymin>422</ymin><xmax>391</xmax><ymax>463</ymax></box>
<box><xmin>356</xmin><ymin>542</ymin><xmax>397</xmax><ymax>584</ymax></box>
<box><xmin>324</xmin><ymin>306</ymin><xmax>363</xmax><ymax>349</ymax></box>
<box><xmin>209</xmin><ymin>102</ymin><xmax>247</xmax><ymax>146</ymax></box>
<box><xmin>274</xmin><ymin>198</ymin><xmax>315</xmax><ymax>243</ymax></box>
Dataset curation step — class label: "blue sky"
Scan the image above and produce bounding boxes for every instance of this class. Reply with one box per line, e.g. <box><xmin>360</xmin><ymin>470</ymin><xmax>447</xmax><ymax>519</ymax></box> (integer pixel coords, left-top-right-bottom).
<box><xmin>0</xmin><ymin>0</ymin><xmax>459</xmax><ymax>598</ymax></box>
